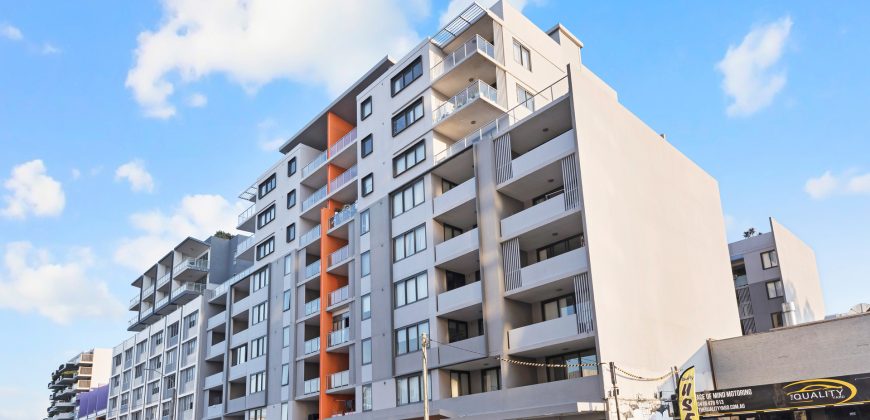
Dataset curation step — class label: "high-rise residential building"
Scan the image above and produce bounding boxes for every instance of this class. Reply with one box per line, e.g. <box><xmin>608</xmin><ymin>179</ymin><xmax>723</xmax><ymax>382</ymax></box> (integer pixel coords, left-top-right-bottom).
<box><xmin>107</xmin><ymin>235</ymin><xmax>244</xmax><ymax>420</ymax></box>
<box><xmin>729</xmin><ymin>217</ymin><xmax>825</xmax><ymax>335</ymax></box>
<box><xmin>46</xmin><ymin>348</ymin><xmax>111</xmax><ymax>420</ymax></box>
<box><xmin>111</xmin><ymin>2</ymin><xmax>748</xmax><ymax>419</ymax></box>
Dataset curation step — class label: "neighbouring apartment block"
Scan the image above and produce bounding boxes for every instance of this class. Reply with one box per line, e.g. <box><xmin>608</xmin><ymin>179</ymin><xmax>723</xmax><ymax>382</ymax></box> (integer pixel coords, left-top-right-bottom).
<box><xmin>729</xmin><ymin>217</ymin><xmax>825</xmax><ymax>335</ymax></box>
<box><xmin>46</xmin><ymin>348</ymin><xmax>111</xmax><ymax>420</ymax></box>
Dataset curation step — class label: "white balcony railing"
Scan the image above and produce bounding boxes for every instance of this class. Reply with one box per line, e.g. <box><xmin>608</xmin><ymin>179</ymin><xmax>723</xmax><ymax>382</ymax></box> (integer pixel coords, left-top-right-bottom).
<box><xmin>304</xmin><ymin>260</ymin><xmax>321</xmax><ymax>279</ymax></box>
<box><xmin>329</xmin><ymin>203</ymin><xmax>356</xmax><ymax>229</ymax></box>
<box><xmin>302</xmin><ymin>151</ymin><xmax>328</xmax><ymax>178</ymax></box>
<box><xmin>328</xmin><ymin>165</ymin><xmax>357</xmax><ymax>193</ymax></box>
<box><xmin>237</xmin><ymin>203</ymin><xmax>255</xmax><ymax>226</ymax></box>
<box><xmin>210</xmin><ymin>266</ymin><xmax>254</xmax><ymax>302</ymax></box>
<box><xmin>303</xmin><ymin>378</ymin><xmax>320</xmax><ymax>395</ymax></box>
<box><xmin>329</xmin><ymin>370</ymin><xmax>350</xmax><ymax>389</ymax></box>
<box><xmin>304</xmin><ymin>337</ymin><xmax>320</xmax><ymax>354</ymax></box>
<box><xmin>329</xmin><ymin>245</ymin><xmax>351</xmax><ymax>267</ymax></box>
<box><xmin>129</xmin><ymin>295</ymin><xmax>139</xmax><ymax>307</ymax></box>
<box><xmin>234</xmin><ymin>234</ymin><xmax>256</xmax><ymax>258</ymax></box>
<box><xmin>431</xmin><ymin>34</ymin><xmax>496</xmax><ymax>80</ymax></box>
<box><xmin>173</xmin><ymin>257</ymin><xmax>208</xmax><ymax>274</ymax></box>
<box><xmin>171</xmin><ymin>282</ymin><xmax>208</xmax><ymax>299</ymax></box>
<box><xmin>156</xmin><ymin>272</ymin><xmax>171</xmax><ymax>289</ymax></box>
<box><xmin>433</xmin><ymin>80</ymin><xmax>499</xmax><ymax>123</ymax></box>
<box><xmin>329</xmin><ymin>285</ymin><xmax>350</xmax><ymax>306</ymax></box>
<box><xmin>328</xmin><ymin>328</ymin><xmax>350</xmax><ymax>347</ymax></box>
<box><xmin>328</xmin><ymin>128</ymin><xmax>357</xmax><ymax>157</ymax></box>
<box><xmin>156</xmin><ymin>296</ymin><xmax>169</xmax><ymax>309</ymax></box>
<box><xmin>304</xmin><ymin>298</ymin><xmax>321</xmax><ymax>316</ymax></box>
<box><xmin>302</xmin><ymin>185</ymin><xmax>328</xmax><ymax>212</ymax></box>
<box><xmin>434</xmin><ymin>75</ymin><xmax>570</xmax><ymax>163</ymax></box>
<box><xmin>299</xmin><ymin>224</ymin><xmax>322</xmax><ymax>247</ymax></box>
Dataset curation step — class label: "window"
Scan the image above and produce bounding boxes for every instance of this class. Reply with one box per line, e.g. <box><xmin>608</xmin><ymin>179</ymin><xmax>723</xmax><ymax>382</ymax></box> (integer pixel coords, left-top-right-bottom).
<box><xmin>533</xmin><ymin>187</ymin><xmax>565</xmax><ymax>205</ymax></box>
<box><xmin>258</xmin><ymin>174</ymin><xmax>276</xmax><ymax>198</ymax></box>
<box><xmin>256</xmin><ymin>237</ymin><xmax>275</xmax><ymax>260</ymax></box>
<box><xmin>231</xmin><ymin>345</ymin><xmax>247</xmax><ymax>366</ymax></box>
<box><xmin>482</xmin><ymin>368</ymin><xmax>501</xmax><ymax>392</ymax></box>
<box><xmin>395</xmin><ymin>321</ymin><xmax>429</xmax><ymax>355</ymax></box>
<box><xmin>361</xmin><ymin>338</ymin><xmax>372</xmax><ymax>365</ymax></box>
<box><xmin>361</xmin><ymin>174</ymin><xmax>374</xmax><ymax>196</ymax></box>
<box><xmin>546</xmin><ymin>350</ymin><xmax>598</xmax><ymax>382</ymax></box>
<box><xmin>251</xmin><ymin>302</ymin><xmax>268</xmax><ymax>325</ymax></box>
<box><xmin>537</xmin><ymin>234</ymin><xmax>583</xmax><ymax>262</ymax></box>
<box><xmin>392</xmin><ymin>178</ymin><xmax>425</xmax><ymax>217</ymax></box>
<box><xmin>771</xmin><ymin>311</ymin><xmax>784</xmax><ymax>328</ymax></box>
<box><xmin>766</xmin><ymin>280</ymin><xmax>784</xmax><ymax>299</ymax></box>
<box><xmin>165</xmin><ymin>348</ymin><xmax>177</xmax><ymax>367</ymax></box>
<box><xmin>512</xmin><ymin>40</ymin><xmax>531</xmax><ymax>71</ymax></box>
<box><xmin>360</xmin><ymin>210</ymin><xmax>370</xmax><ymax>234</ymax></box>
<box><xmin>248</xmin><ymin>408</ymin><xmax>265</xmax><ymax>420</ymax></box>
<box><xmin>393</xmin><ymin>140</ymin><xmax>426</xmax><ymax>176</ymax></box>
<box><xmin>446</xmin><ymin>271</ymin><xmax>467</xmax><ymax>291</ymax></box>
<box><xmin>362</xmin><ymin>384</ymin><xmax>373</xmax><ymax>411</ymax></box>
<box><xmin>249</xmin><ymin>371</ymin><xmax>266</xmax><ymax>394</ymax></box>
<box><xmin>360</xmin><ymin>251</ymin><xmax>371</xmax><ymax>277</ymax></box>
<box><xmin>444</xmin><ymin>224</ymin><xmax>463</xmax><ymax>240</ymax></box>
<box><xmin>361</xmin><ymin>134</ymin><xmax>373</xmax><ymax>157</ymax></box>
<box><xmin>361</xmin><ymin>294</ymin><xmax>371</xmax><ymax>320</ymax></box>
<box><xmin>167</xmin><ymin>323</ymin><xmax>179</xmax><ymax>343</ymax></box>
<box><xmin>281</xmin><ymin>364</ymin><xmax>290</xmax><ymax>386</ymax></box>
<box><xmin>391</xmin><ymin>57</ymin><xmax>423</xmax><ymax>96</ymax></box>
<box><xmin>257</xmin><ymin>205</ymin><xmax>275</xmax><ymax>228</ymax></box>
<box><xmin>395</xmin><ymin>272</ymin><xmax>428</xmax><ymax>307</ymax></box>
<box><xmin>185</xmin><ymin>312</ymin><xmax>197</xmax><ymax>329</ymax></box>
<box><xmin>283</xmin><ymin>326</ymin><xmax>290</xmax><ymax>348</ymax></box>
<box><xmin>182</xmin><ymin>338</ymin><xmax>197</xmax><ymax>357</ymax></box>
<box><xmin>761</xmin><ymin>250</ymin><xmax>779</xmax><ymax>269</ymax></box>
<box><xmin>282</xmin><ymin>404</ymin><xmax>288</xmax><ymax>420</ymax></box>
<box><xmin>283</xmin><ymin>290</ymin><xmax>292</xmax><ymax>311</ymax></box>
<box><xmin>284</xmin><ymin>254</ymin><xmax>293</xmax><ymax>276</ymax></box>
<box><xmin>393</xmin><ymin>225</ymin><xmax>426</xmax><ymax>261</ymax></box>
<box><xmin>360</xmin><ymin>96</ymin><xmax>373</xmax><ymax>120</ymax></box>
<box><xmin>251</xmin><ymin>268</ymin><xmax>269</xmax><ymax>292</ymax></box>
<box><xmin>392</xmin><ymin>98</ymin><xmax>424</xmax><ymax>136</ymax></box>
<box><xmin>250</xmin><ymin>336</ymin><xmax>267</xmax><ymax>358</ymax></box>
<box><xmin>152</xmin><ymin>331</ymin><xmax>163</xmax><ymax>347</ymax></box>
<box><xmin>287</xmin><ymin>190</ymin><xmax>296</xmax><ymax>208</ymax></box>
<box><xmin>113</xmin><ymin>354</ymin><xmax>122</xmax><ymax>367</ymax></box>
<box><xmin>447</xmin><ymin>320</ymin><xmax>468</xmax><ymax>343</ymax></box>
<box><xmin>287</xmin><ymin>157</ymin><xmax>297</xmax><ymax>176</ymax></box>
<box><xmin>396</xmin><ymin>372</ymin><xmax>429</xmax><ymax>405</ymax></box>
<box><xmin>180</xmin><ymin>366</ymin><xmax>195</xmax><ymax>387</ymax></box>
<box><xmin>517</xmin><ymin>85</ymin><xmax>534</xmax><ymax>111</ymax></box>
<box><xmin>450</xmin><ymin>371</ymin><xmax>470</xmax><ymax>397</ymax></box>
<box><xmin>542</xmin><ymin>294</ymin><xmax>576</xmax><ymax>321</ymax></box>
<box><xmin>286</xmin><ymin>223</ymin><xmax>296</xmax><ymax>242</ymax></box>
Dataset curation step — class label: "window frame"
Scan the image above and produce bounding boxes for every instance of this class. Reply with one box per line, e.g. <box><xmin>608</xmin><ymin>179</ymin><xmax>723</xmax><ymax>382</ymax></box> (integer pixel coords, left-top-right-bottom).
<box><xmin>393</xmin><ymin>139</ymin><xmax>426</xmax><ymax>177</ymax></box>
<box><xmin>256</xmin><ymin>204</ymin><xmax>276</xmax><ymax>229</ymax></box>
<box><xmin>392</xmin><ymin>98</ymin><xmax>424</xmax><ymax>137</ymax></box>
<box><xmin>393</xmin><ymin>224</ymin><xmax>426</xmax><ymax>262</ymax></box>
<box><xmin>359</xmin><ymin>210</ymin><xmax>370</xmax><ymax>235</ymax></box>
<box><xmin>361</xmin><ymin>134</ymin><xmax>374</xmax><ymax>158</ymax></box>
<box><xmin>391</xmin><ymin>56</ymin><xmax>423</xmax><ymax>96</ymax></box>
<box><xmin>286</xmin><ymin>223</ymin><xmax>296</xmax><ymax>243</ymax></box>
<box><xmin>392</xmin><ymin>178</ymin><xmax>425</xmax><ymax>217</ymax></box>
<box><xmin>512</xmin><ymin>39</ymin><xmax>531</xmax><ymax>71</ymax></box>
<box><xmin>394</xmin><ymin>271</ymin><xmax>428</xmax><ymax>308</ymax></box>
<box><xmin>287</xmin><ymin>158</ymin><xmax>297</xmax><ymax>176</ymax></box>
<box><xmin>360</xmin><ymin>96</ymin><xmax>373</xmax><ymax>120</ymax></box>
<box><xmin>361</xmin><ymin>173</ymin><xmax>374</xmax><ymax>196</ymax></box>
<box><xmin>761</xmin><ymin>250</ymin><xmax>779</xmax><ymax>270</ymax></box>
<box><xmin>283</xmin><ymin>290</ymin><xmax>292</xmax><ymax>311</ymax></box>
<box><xmin>395</xmin><ymin>320</ymin><xmax>429</xmax><ymax>355</ymax></box>
<box><xmin>361</xmin><ymin>294</ymin><xmax>371</xmax><ymax>320</ymax></box>
<box><xmin>771</xmin><ymin>311</ymin><xmax>784</xmax><ymax>328</ymax></box>
<box><xmin>258</xmin><ymin>174</ymin><xmax>277</xmax><ymax>199</ymax></box>
<box><xmin>361</xmin><ymin>338</ymin><xmax>372</xmax><ymax>365</ymax></box>
<box><xmin>517</xmin><ymin>84</ymin><xmax>535</xmax><ymax>111</ymax></box>
<box><xmin>286</xmin><ymin>189</ymin><xmax>296</xmax><ymax>209</ymax></box>
<box><xmin>255</xmin><ymin>237</ymin><xmax>275</xmax><ymax>261</ymax></box>
<box><xmin>766</xmin><ymin>279</ymin><xmax>784</xmax><ymax>299</ymax></box>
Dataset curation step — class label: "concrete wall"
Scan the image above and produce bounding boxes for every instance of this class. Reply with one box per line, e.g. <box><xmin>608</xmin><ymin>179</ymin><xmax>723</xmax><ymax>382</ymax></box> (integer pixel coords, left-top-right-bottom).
<box><xmin>710</xmin><ymin>312</ymin><xmax>870</xmax><ymax>388</ymax></box>
<box><xmin>771</xmin><ymin>218</ymin><xmax>826</xmax><ymax>323</ymax></box>
<box><xmin>91</xmin><ymin>348</ymin><xmax>113</xmax><ymax>388</ymax></box>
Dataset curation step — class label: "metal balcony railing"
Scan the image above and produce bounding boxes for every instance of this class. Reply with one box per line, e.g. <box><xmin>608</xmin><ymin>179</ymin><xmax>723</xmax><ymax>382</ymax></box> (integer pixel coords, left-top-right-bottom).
<box><xmin>302</xmin><ymin>185</ymin><xmax>328</xmax><ymax>212</ymax></box>
<box><xmin>329</xmin><ymin>285</ymin><xmax>350</xmax><ymax>307</ymax></box>
<box><xmin>299</xmin><ymin>225</ymin><xmax>321</xmax><ymax>247</ymax></box>
<box><xmin>173</xmin><ymin>257</ymin><xmax>208</xmax><ymax>274</ymax></box>
<box><xmin>329</xmin><ymin>370</ymin><xmax>350</xmax><ymax>389</ymax></box>
<box><xmin>304</xmin><ymin>260</ymin><xmax>321</xmax><ymax>279</ymax></box>
<box><xmin>328</xmin><ymin>128</ymin><xmax>357</xmax><ymax>157</ymax></box>
<box><xmin>329</xmin><ymin>245</ymin><xmax>351</xmax><ymax>267</ymax></box>
<box><xmin>156</xmin><ymin>272</ymin><xmax>171</xmax><ymax>289</ymax></box>
<box><xmin>328</xmin><ymin>165</ymin><xmax>357</xmax><ymax>193</ymax></box>
<box><xmin>303</xmin><ymin>378</ymin><xmax>320</xmax><ymax>395</ymax></box>
<box><xmin>171</xmin><ymin>282</ymin><xmax>208</xmax><ymax>299</ymax></box>
<box><xmin>304</xmin><ymin>337</ymin><xmax>320</xmax><ymax>354</ymax></box>
<box><xmin>302</xmin><ymin>151</ymin><xmax>328</xmax><ymax>178</ymax></box>
<box><xmin>328</xmin><ymin>328</ymin><xmax>350</xmax><ymax>347</ymax></box>
<box><xmin>431</xmin><ymin>34</ymin><xmax>495</xmax><ymax>79</ymax></box>
<box><xmin>329</xmin><ymin>203</ymin><xmax>356</xmax><ymax>229</ymax></box>
<box><xmin>433</xmin><ymin>80</ymin><xmax>499</xmax><ymax>123</ymax></box>
<box><xmin>156</xmin><ymin>296</ymin><xmax>169</xmax><ymax>309</ymax></box>
<box><xmin>234</xmin><ymin>235</ymin><xmax>256</xmax><ymax>258</ymax></box>
<box><xmin>237</xmin><ymin>203</ymin><xmax>256</xmax><ymax>226</ymax></box>
<box><xmin>304</xmin><ymin>298</ymin><xmax>320</xmax><ymax>317</ymax></box>
<box><xmin>129</xmin><ymin>295</ymin><xmax>139</xmax><ymax>307</ymax></box>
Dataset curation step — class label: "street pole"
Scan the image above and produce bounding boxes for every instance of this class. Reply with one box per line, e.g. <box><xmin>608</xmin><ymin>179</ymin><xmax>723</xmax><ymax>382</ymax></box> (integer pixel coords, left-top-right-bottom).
<box><xmin>144</xmin><ymin>367</ymin><xmax>174</xmax><ymax>420</ymax></box>
<box><xmin>609</xmin><ymin>362</ymin><xmax>621</xmax><ymax>420</ymax></box>
<box><xmin>421</xmin><ymin>333</ymin><xmax>430</xmax><ymax>420</ymax></box>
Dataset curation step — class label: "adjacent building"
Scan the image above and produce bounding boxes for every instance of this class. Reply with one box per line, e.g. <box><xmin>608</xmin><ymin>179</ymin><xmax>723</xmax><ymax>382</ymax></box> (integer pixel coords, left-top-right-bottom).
<box><xmin>729</xmin><ymin>217</ymin><xmax>825</xmax><ymax>335</ymax></box>
<box><xmin>76</xmin><ymin>385</ymin><xmax>109</xmax><ymax>420</ymax></box>
<box><xmin>46</xmin><ymin>349</ymin><xmax>111</xmax><ymax>420</ymax></box>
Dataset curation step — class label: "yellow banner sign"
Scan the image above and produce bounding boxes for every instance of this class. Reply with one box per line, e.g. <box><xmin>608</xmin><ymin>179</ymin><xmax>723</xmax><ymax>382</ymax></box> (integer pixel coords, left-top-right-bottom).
<box><xmin>679</xmin><ymin>366</ymin><xmax>700</xmax><ymax>420</ymax></box>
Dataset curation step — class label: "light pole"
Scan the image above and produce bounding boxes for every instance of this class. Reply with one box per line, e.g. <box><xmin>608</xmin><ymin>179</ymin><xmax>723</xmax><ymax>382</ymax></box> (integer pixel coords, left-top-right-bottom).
<box><xmin>143</xmin><ymin>367</ymin><xmax>176</xmax><ymax>420</ymax></box>
<box><xmin>421</xmin><ymin>333</ymin><xmax>430</xmax><ymax>420</ymax></box>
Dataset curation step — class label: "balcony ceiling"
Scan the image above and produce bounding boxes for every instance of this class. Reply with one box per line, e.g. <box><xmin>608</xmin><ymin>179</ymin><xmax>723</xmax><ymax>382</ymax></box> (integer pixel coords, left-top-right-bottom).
<box><xmin>499</xmin><ymin>160</ymin><xmax>563</xmax><ymax>202</ymax></box>
<box><xmin>175</xmin><ymin>237</ymin><xmax>210</xmax><ymax>256</ymax></box>
<box><xmin>515</xmin><ymin>211</ymin><xmax>582</xmax><ymax>251</ymax></box>
<box><xmin>509</xmin><ymin>98</ymin><xmax>573</xmax><ymax>155</ymax></box>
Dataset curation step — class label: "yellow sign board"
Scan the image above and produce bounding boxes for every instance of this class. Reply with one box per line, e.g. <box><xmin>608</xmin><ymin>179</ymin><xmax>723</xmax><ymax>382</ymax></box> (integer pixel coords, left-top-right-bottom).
<box><xmin>679</xmin><ymin>366</ymin><xmax>700</xmax><ymax>420</ymax></box>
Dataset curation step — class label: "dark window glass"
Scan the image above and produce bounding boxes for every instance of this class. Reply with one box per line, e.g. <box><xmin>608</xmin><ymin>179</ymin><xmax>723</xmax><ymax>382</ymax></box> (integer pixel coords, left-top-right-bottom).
<box><xmin>391</xmin><ymin>57</ymin><xmax>423</xmax><ymax>96</ymax></box>
<box><xmin>287</xmin><ymin>190</ymin><xmax>296</xmax><ymax>208</ymax></box>
<box><xmin>393</xmin><ymin>140</ymin><xmax>426</xmax><ymax>176</ymax></box>
<box><xmin>361</xmin><ymin>135</ymin><xmax>373</xmax><ymax>157</ymax></box>
<box><xmin>361</xmin><ymin>97</ymin><xmax>373</xmax><ymax>120</ymax></box>
<box><xmin>258</xmin><ymin>174</ymin><xmax>276</xmax><ymax>198</ymax></box>
<box><xmin>392</xmin><ymin>98</ymin><xmax>424</xmax><ymax>136</ymax></box>
<box><xmin>287</xmin><ymin>158</ymin><xmax>297</xmax><ymax>176</ymax></box>
<box><xmin>286</xmin><ymin>224</ymin><xmax>296</xmax><ymax>242</ymax></box>
<box><xmin>362</xmin><ymin>174</ymin><xmax>374</xmax><ymax>196</ymax></box>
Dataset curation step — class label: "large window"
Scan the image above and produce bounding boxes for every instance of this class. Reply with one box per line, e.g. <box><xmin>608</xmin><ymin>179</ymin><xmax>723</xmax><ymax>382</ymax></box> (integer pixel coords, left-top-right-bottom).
<box><xmin>512</xmin><ymin>40</ymin><xmax>531</xmax><ymax>71</ymax></box>
<box><xmin>536</xmin><ymin>234</ymin><xmax>583</xmax><ymax>262</ymax></box>
<box><xmin>362</xmin><ymin>174</ymin><xmax>374</xmax><ymax>196</ymax></box>
<box><xmin>395</xmin><ymin>272</ymin><xmax>428</xmax><ymax>308</ymax></box>
<box><xmin>283</xmin><ymin>326</ymin><xmax>290</xmax><ymax>348</ymax></box>
<box><xmin>287</xmin><ymin>190</ymin><xmax>296</xmax><ymax>208</ymax></box>
<box><xmin>287</xmin><ymin>157</ymin><xmax>297</xmax><ymax>176</ymax></box>
<box><xmin>257</xmin><ymin>205</ymin><xmax>275</xmax><ymax>229</ymax></box>
<box><xmin>251</xmin><ymin>268</ymin><xmax>269</xmax><ymax>292</ymax></box>
<box><xmin>256</xmin><ymin>237</ymin><xmax>274</xmax><ymax>260</ymax></box>
<box><xmin>258</xmin><ymin>174</ymin><xmax>276</xmax><ymax>198</ymax></box>
<box><xmin>248</xmin><ymin>408</ymin><xmax>265</xmax><ymax>420</ymax></box>
<box><xmin>392</xmin><ymin>178</ymin><xmax>425</xmax><ymax>217</ymax></box>
<box><xmin>393</xmin><ymin>225</ymin><xmax>426</xmax><ymax>261</ymax></box>
<box><xmin>766</xmin><ymin>280</ymin><xmax>784</xmax><ymax>299</ymax></box>
<box><xmin>396</xmin><ymin>373</ymin><xmax>429</xmax><ymax>406</ymax></box>
<box><xmin>181</xmin><ymin>338</ymin><xmax>197</xmax><ymax>357</ymax></box>
<box><xmin>250</xmin><ymin>336</ymin><xmax>267</xmax><ymax>358</ymax></box>
<box><xmin>361</xmin><ymin>134</ymin><xmax>373</xmax><ymax>158</ymax></box>
<box><xmin>482</xmin><ymin>368</ymin><xmax>501</xmax><ymax>392</ymax></box>
<box><xmin>249</xmin><ymin>371</ymin><xmax>265</xmax><ymax>394</ymax></box>
<box><xmin>542</xmin><ymin>294</ymin><xmax>576</xmax><ymax>322</ymax></box>
<box><xmin>231</xmin><ymin>344</ymin><xmax>247</xmax><ymax>366</ymax></box>
<box><xmin>450</xmin><ymin>371</ymin><xmax>470</xmax><ymax>397</ymax></box>
<box><xmin>360</xmin><ymin>251</ymin><xmax>371</xmax><ymax>277</ymax></box>
<box><xmin>361</xmin><ymin>338</ymin><xmax>372</xmax><ymax>365</ymax></box>
<box><xmin>447</xmin><ymin>320</ymin><xmax>468</xmax><ymax>343</ymax></box>
<box><xmin>392</xmin><ymin>98</ymin><xmax>424</xmax><ymax>136</ymax></box>
<box><xmin>360</xmin><ymin>210</ymin><xmax>370</xmax><ymax>234</ymax></box>
<box><xmin>360</xmin><ymin>97</ymin><xmax>372</xmax><ymax>120</ymax></box>
<box><xmin>251</xmin><ymin>302</ymin><xmax>268</xmax><ymax>325</ymax></box>
<box><xmin>361</xmin><ymin>294</ymin><xmax>371</xmax><ymax>320</ymax></box>
<box><xmin>761</xmin><ymin>250</ymin><xmax>779</xmax><ymax>269</ymax></box>
<box><xmin>546</xmin><ymin>350</ymin><xmax>598</xmax><ymax>382</ymax></box>
<box><xmin>391</xmin><ymin>57</ymin><xmax>423</xmax><ymax>96</ymax></box>
<box><xmin>394</xmin><ymin>140</ymin><xmax>426</xmax><ymax>176</ymax></box>
<box><xmin>362</xmin><ymin>384</ymin><xmax>373</xmax><ymax>411</ymax></box>
<box><xmin>395</xmin><ymin>321</ymin><xmax>429</xmax><ymax>355</ymax></box>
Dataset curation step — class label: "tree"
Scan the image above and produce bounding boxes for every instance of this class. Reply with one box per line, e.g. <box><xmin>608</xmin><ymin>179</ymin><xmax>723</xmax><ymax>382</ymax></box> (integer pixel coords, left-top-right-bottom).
<box><xmin>742</xmin><ymin>228</ymin><xmax>757</xmax><ymax>238</ymax></box>
<box><xmin>214</xmin><ymin>230</ymin><xmax>234</xmax><ymax>240</ymax></box>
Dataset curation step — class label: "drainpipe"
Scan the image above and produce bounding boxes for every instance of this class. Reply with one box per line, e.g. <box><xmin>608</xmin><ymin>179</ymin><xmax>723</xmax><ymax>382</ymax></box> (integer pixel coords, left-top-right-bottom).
<box><xmin>782</xmin><ymin>301</ymin><xmax>797</xmax><ymax>327</ymax></box>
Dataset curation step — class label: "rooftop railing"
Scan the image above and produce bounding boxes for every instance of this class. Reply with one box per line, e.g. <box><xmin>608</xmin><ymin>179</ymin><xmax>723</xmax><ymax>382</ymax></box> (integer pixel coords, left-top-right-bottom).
<box><xmin>431</xmin><ymin>34</ymin><xmax>495</xmax><ymax>80</ymax></box>
<box><xmin>433</xmin><ymin>80</ymin><xmax>499</xmax><ymax>123</ymax></box>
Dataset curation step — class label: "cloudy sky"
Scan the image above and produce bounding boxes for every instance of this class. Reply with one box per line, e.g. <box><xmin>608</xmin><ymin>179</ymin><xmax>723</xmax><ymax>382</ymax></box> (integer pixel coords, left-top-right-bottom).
<box><xmin>1</xmin><ymin>0</ymin><xmax>869</xmax><ymax>417</ymax></box>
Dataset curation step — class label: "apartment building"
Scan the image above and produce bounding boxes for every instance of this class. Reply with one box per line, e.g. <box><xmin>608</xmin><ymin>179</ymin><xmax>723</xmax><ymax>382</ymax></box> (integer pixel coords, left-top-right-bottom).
<box><xmin>729</xmin><ymin>217</ymin><xmax>825</xmax><ymax>335</ymax></box>
<box><xmin>75</xmin><ymin>385</ymin><xmax>109</xmax><ymax>420</ymax></box>
<box><xmin>194</xmin><ymin>2</ymin><xmax>744</xmax><ymax>419</ymax></box>
<box><xmin>106</xmin><ymin>235</ymin><xmax>243</xmax><ymax>420</ymax></box>
<box><xmin>46</xmin><ymin>348</ymin><xmax>111</xmax><ymax>420</ymax></box>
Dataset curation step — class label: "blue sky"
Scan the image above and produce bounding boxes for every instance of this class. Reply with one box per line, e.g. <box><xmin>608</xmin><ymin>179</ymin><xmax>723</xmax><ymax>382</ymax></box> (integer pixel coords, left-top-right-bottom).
<box><xmin>1</xmin><ymin>0</ymin><xmax>868</xmax><ymax>417</ymax></box>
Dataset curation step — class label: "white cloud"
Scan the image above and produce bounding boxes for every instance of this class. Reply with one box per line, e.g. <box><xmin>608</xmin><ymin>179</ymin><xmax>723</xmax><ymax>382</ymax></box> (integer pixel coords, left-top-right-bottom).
<box><xmin>114</xmin><ymin>194</ymin><xmax>243</xmax><ymax>271</ymax></box>
<box><xmin>256</xmin><ymin>118</ymin><xmax>287</xmax><ymax>152</ymax></box>
<box><xmin>0</xmin><ymin>23</ymin><xmax>23</xmax><ymax>41</ymax></box>
<box><xmin>438</xmin><ymin>0</ymin><xmax>535</xmax><ymax>26</ymax></box>
<box><xmin>716</xmin><ymin>16</ymin><xmax>792</xmax><ymax>117</ymax></box>
<box><xmin>0</xmin><ymin>242</ymin><xmax>124</xmax><ymax>324</ymax></box>
<box><xmin>805</xmin><ymin>170</ymin><xmax>870</xmax><ymax>200</ymax></box>
<box><xmin>40</xmin><ymin>42</ymin><xmax>60</xmax><ymax>55</ymax></box>
<box><xmin>126</xmin><ymin>0</ymin><xmax>423</xmax><ymax>118</ymax></box>
<box><xmin>71</xmin><ymin>168</ymin><xmax>81</xmax><ymax>180</ymax></box>
<box><xmin>115</xmin><ymin>159</ymin><xmax>155</xmax><ymax>193</ymax></box>
<box><xmin>1</xmin><ymin>159</ymin><xmax>65</xmax><ymax>220</ymax></box>
<box><xmin>186</xmin><ymin>92</ymin><xmax>208</xmax><ymax>108</ymax></box>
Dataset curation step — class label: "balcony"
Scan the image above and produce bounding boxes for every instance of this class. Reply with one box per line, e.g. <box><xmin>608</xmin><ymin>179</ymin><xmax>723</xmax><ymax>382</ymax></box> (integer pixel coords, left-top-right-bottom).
<box><xmin>302</xmin><ymin>150</ymin><xmax>328</xmax><ymax>180</ymax></box>
<box><xmin>434</xmin><ymin>228</ymin><xmax>479</xmax><ymax>272</ymax></box>
<box><xmin>129</xmin><ymin>294</ymin><xmax>141</xmax><ymax>311</ymax></box>
<box><xmin>328</xmin><ymin>165</ymin><xmax>357</xmax><ymax>203</ymax></box>
<box><xmin>234</xmin><ymin>234</ymin><xmax>256</xmax><ymax>260</ymax></box>
<box><xmin>507</xmin><ymin>314</ymin><xmax>594</xmax><ymax>357</ymax></box>
<box><xmin>304</xmin><ymin>260</ymin><xmax>321</xmax><ymax>281</ymax></box>
<box><xmin>437</xmin><ymin>334</ymin><xmax>486</xmax><ymax>366</ymax></box>
<box><xmin>303</xmin><ymin>298</ymin><xmax>321</xmax><ymax>317</ymax></box>
<box><xmin>156</xmin><ymin>272</ymin><xmax>171</xmax><ymax>291</ymax></box>
<box><xmin>204</xmin><ymin>371</ymin><xmax>224</xmax><ymax>389</ymax></box>
<box><xmin>207</xmin><ymin>310</ymin><xmax>226</xmax><ymax>331</ymax></box>
<box><xmin>433</xmin><ymin>177</ymin><xmax>475</xmax><ymax>219</ymax></box>
<box><xmin>299</xmin><ymin>224</ymin><xmax>322</xmax><ymax>249</ymax></box>
<box><xmin>496</xmin><ymin>129</ymin><xmax>576</xmax><ymax>188</ymax></box>
<box><xmin>302</xmin><ymin>185</ymin><xmax>328</xmax><ymax>213</ymax></box>
<box><xmin>328</xmin><ymin>285</ymin><xmax>350</xmax><ymax>308</ymax></box>
<box><xmin>237</xmin><ymin>203</ymin><xmax>256</xmax><ymax>232</ymax></box>
<box><xmin>328</xmin><ymin>245</ymin><xmax>352</xmax><ymax>273</ymax></box>
<box><xmin>506</xmin><ymin>247</ymin><xmax>588</xmax><ymax>299</ymax></box>
<box><xmin>206</xmin><ymin>402</ymin><xmax>224</xmax><ymax>419</ymax></box>
<box><xmin>304</xmin><ymin>337</ymin><xmax>320</xmax><ymax>355</ymax></box>
<box><xmin>154</xmin><ymin>295</ymin><xmax>172</xmax><ymax>315</ymax></box>
<box><xmin>329</xmin><ymin>202</ymin><xmax>356</xmax><ymax>237</ymax></box>
<box><xmin>433</xmin><ymin>80</ymin><xmax>503</xmax><ymax>139</ymax></box>
<box><xmin>172</xmin><ymin>257</ymin><xmax>209</xmax><ymax>282</ymax></box>
<box><xmin>436</xmin><ymin>281</ymin><xmax>482</xmax><ymax>318</ymax></box>
<box><xmin>329</xmin><ymin>127</ymin><xmax>357</xmax><ymax>158</ymax></box>
<box><xmin>170</xmin><ymin>282</ymin><xmax>208</xmax><ymax>305</ymax></box>
<box><xmin>303</xmin><ymin>378</ymin><xmax>320</xmax><ymax>395</ymax></box>
<box><xmin>432</xmin><ymin>34</ymin><xmax>498</xmax><ymax>95</ymax></box>
<box><xmin>500</xmin><ymin>194</ymin><xmax>579</xmax><ymax>241</ymax></box>
<box><xmin>328</xmin><ymin>328</ymin><xmax>351</xmax><ymax>348</ymax></box>
<box><xmin>328</xmin><ymin>370</ymin><xmax>351</xmax><ymax>390</ymax></box>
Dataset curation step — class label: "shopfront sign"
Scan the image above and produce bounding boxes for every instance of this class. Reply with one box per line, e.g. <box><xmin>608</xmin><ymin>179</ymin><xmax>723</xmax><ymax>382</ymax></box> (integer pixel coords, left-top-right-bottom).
<box><xmin>698</xmin><ymin>373</ymin><xmax>870</xmax><ymax>416</ymax></box>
